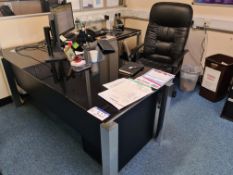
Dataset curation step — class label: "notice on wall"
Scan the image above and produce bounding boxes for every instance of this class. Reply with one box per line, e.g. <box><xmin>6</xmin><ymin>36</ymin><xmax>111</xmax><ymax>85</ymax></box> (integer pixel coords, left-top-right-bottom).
<box><xmin>67</xmin><ymin>0</ymin><xmax>80</xmax><ymax>10</ymax></box>
<box><xmin>93</xmin><ymin>0</ymin><xmax>104</xmax><ymax>8</ymax></box>
<box><xmin>83</xmin><ymin>0</ymin><xmax>94</xmax><ymax>8</ymax></box>
<box><xmin>106</xmin><ymin>0</ymin><xmax>119</xmax><ymax>7</ymax></box>
<box><xmin>201</xmin><ymin>67</ymin><xmax>221</xmax><ymax>92</ymax></box>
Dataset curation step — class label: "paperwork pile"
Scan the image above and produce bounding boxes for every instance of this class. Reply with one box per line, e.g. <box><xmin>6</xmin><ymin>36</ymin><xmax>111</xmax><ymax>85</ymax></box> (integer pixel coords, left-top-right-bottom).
<box><xmin>99</xmin><ymin>69</ymin><xmax>174</xmax><ymax>110</ymax></box>
<box><xmin>135</xmin><ymin>69</ymin><xmax>175</xmax><ymax>89</ymax></box>
<box><xmin>99</xmin><ymin>78</ymin><xmax>153</xmax><ymax>110</ymax></box>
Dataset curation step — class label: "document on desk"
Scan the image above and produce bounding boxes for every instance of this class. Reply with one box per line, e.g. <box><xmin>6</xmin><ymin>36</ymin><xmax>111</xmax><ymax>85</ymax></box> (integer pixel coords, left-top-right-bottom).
<box><xmin>99</xmin><ymin>79</ymin><xmax>153</xmax><ymax>110</ymax></box>
<box><xmin>103</xmin><ymin>78</ymin><xmax>128</xmax><ymax>89</ymax></box>
<box><xmin>135</xmin><ymin>69</ymin><xmax>175</xmax><ymax>89</ymax></box>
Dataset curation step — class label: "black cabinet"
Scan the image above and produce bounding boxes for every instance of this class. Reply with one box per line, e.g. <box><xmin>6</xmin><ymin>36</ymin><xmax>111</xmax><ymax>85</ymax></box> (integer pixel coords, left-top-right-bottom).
<box><xmin>221</xmin><ymin>84</ymin><xmax>233</xmax><ymax>120</ymax></box>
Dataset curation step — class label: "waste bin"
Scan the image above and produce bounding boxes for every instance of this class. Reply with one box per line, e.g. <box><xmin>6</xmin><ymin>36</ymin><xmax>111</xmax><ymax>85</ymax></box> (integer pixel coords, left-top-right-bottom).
<box><xmin>200</xmin><ymin>54</ymin><xmax>233</xmax><ymax>102</ymax></box>
<box><xmin>180</xmin><ymin>64</ymin><xmax>200</xmax><ymax>92</ymax></box>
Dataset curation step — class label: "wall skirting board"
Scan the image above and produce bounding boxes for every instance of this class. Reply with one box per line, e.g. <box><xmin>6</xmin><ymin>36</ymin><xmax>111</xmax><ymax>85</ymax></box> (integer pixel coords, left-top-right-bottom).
<box><xmin>0</xmin><ymin>96</ymin><xmax>12</xmax><ymax>107</ymax></box>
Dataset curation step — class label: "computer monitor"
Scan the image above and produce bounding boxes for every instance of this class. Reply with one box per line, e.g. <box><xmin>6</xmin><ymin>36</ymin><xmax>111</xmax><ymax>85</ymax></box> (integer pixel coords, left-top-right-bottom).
<box><xmin>51</xmin><ymin>3</ymin><xmax>75</xmax><ymax>35</ymax></box>
<box><xmin>49</xmin><ymin>3</ymin><xmax>75</xmax><ymax>48</ymax></box>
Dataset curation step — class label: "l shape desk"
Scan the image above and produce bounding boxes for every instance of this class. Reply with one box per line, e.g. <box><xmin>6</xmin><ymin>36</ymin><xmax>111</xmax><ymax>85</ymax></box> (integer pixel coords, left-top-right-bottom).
<box><xmin>2</xmin><ymin>39</ymin><xmax>173</xmax><ymax>175</ymax></box>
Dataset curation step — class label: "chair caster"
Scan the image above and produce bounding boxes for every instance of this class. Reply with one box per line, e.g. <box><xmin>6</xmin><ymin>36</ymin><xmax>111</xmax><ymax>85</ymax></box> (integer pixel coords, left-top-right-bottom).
<box><xmin>172</xmin><ymin>90</ymin><xmax>177</xmax><ymax>97</ymax></box>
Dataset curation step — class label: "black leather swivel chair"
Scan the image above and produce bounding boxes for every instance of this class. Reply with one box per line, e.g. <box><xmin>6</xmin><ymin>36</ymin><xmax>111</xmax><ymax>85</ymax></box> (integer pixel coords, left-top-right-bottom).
<box><xmin>0</xmin><ymin>5</ymin><xmax>15</xmax><ymax>16</ymax></box>
<box><xmin>131</xmin><ymin>2</ymin><xmax>193</xmax><ymax>75</ymax></box>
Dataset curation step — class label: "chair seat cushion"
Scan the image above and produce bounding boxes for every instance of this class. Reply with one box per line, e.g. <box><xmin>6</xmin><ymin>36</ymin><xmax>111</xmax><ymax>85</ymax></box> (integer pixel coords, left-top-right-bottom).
<box><xmin>145</xmin><ymin>53</ymin><xmax>173</xmax><ymax>64</ymax></box>
<box><xmin>138</xmin><ymin>58</ymin><xmax>173</xmax><ymax>73</ymax></box>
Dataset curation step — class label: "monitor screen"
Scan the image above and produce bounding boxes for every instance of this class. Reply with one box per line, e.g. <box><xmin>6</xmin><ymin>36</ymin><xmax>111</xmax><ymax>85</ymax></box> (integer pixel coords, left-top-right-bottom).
<box><xmin>50</xmin><ymin>3</ymin><xmax>75</xmax><ymax>35</ymax></box>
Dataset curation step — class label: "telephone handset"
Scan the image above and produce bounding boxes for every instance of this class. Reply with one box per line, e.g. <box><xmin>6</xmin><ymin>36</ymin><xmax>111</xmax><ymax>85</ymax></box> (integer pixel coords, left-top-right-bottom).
<box><xmin>86</xmin><ymin>29</ymin><xmax>96</xmax><ymax>42</ymax></box>
<box><xmin>77</xmin><ymin>29</ymin><xmax>96</xmax><ymax>44</ymax></box>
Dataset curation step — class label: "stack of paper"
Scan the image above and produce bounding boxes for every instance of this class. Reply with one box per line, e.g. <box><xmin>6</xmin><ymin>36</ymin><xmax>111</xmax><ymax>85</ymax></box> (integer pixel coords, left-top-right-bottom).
<box><xmin>135</xmin><ymin>69</ymin><xmax>175</xmax><ymax>89</ymax></box>
<box><xmin>99</xmin><ymin>79</ymin><xmax>153</xmax><ymax>110</ymax></box>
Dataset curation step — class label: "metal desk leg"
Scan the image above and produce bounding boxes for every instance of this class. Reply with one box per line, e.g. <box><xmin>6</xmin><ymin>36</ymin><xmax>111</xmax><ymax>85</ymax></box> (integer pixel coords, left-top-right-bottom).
<box><xmin>154</xmin><ymin>81</ymin><xmax>174</xmax><ymax>142</ymax></box>
<box><xmin>2</xmin><ymin>58</ymin><xmax>23</xmax><ymax>106</ymax></box>
<box><xmin>136</xmin><ymin>32</ymin><xmax>141</xmax><ymax>46</ymax></box>
<box><xmin>85</xmin><ymin>69</ymin><xmax>92</xmax><ymax>108</ymax></box>
<box><xmin>100</xmin><ymin>122</ymin><xmax>119</xmax><ymax>175</ymax></box>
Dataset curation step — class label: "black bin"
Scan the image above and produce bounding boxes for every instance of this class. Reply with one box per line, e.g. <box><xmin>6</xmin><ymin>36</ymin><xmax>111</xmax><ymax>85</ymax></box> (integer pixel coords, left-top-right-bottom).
<box><xmin>200</xmin><ymin>54</ymin><xmax>233</xmax><ymax>102</ymax></box>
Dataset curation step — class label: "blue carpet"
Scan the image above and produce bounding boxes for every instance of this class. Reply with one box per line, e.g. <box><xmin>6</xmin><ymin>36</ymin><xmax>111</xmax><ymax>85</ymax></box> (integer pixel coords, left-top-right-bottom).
<box><xmin>0</xmin><ymin>86</ymin><xmax>232</xmax><ymax>175</ymax></box>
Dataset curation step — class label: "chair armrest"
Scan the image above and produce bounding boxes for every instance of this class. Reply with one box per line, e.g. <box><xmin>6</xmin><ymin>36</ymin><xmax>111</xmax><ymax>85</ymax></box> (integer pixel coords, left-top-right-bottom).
<box><xmin>172</xmin><ymin>49</ymin><xmax>189</xmax><ymax>71</ymax></box>
<box><xmin>128</xmin><ymin>43</ymin><xmax>144</xmax><ymax>61</ymax></box>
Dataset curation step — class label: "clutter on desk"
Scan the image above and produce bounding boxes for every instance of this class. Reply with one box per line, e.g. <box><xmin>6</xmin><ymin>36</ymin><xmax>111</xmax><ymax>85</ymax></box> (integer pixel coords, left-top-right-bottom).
<box><xmin>89</xmin><ymin>50</ymin><xmax>99</xmax><ymax>63</ymax></box>
<box><xmin>99</xmin><ymin>78</ymin><xmax>153</xmax><ymax>110</ymax></box>
<box><xmin>63</xmin><ymin>42</ymin><xmax>91</xmax><ymax>72</ymax></box>
<box><xmin>103</xmin><ymin>78</ymin><xmax>128</xmax><ymax>89</ymax></box>
<box><xmin>135</xmin><ymin>69</ymin><xmax>175</xmax><ymax>89</ymax></box>
<box><xmin>113</xmin><ymin>13</ymin><xmax>124</xmax><ymax>31</ymax></box>
<box><xmin>70</xmin><ymin>56</ymin><xmax>86</xmax><ymax>68</ymax></box>
<box><xmin>119</xmin><ymin>62</ymin><xmax>144</xmax><ymax>76</ymax></box>
<box><xmin>64</xmin><ymin>45</ymin><xmax>76</xmax><ymax>61</ymax></box>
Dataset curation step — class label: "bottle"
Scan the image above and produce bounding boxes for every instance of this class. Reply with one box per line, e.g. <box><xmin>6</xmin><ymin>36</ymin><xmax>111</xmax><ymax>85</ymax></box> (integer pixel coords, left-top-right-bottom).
<box><xmin>117</xmin><ymin>13</ymin><xmax>124</xmax><ymax>30</ymax></box>
<box><xmin>114</xmin><ymin>13</ymin><xmax>118</xmax><ymax>29</ymax></box>
<box><xmin>104</xmin><ymin>15</ymin><xmax>111</xmax><ymax>32</ymax></box>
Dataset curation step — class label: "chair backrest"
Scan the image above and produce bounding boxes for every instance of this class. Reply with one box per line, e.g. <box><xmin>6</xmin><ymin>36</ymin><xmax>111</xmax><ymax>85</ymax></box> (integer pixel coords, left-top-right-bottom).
<box><xmin>0</xmin><ymin>5</ymin><xmax>15</xmax><ymax>16</ymax></box>
<box><xmin>144</xmin><ymin>2</ymin><xmax>193</xmax><ymax>65</ymax></box>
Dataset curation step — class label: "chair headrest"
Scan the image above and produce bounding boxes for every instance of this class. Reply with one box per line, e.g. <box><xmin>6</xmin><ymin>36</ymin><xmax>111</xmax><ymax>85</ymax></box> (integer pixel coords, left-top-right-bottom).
<box><xmin>149</xmin><ymin>2</ymin><xmax>193</xmax><ymax>27</ymax></box>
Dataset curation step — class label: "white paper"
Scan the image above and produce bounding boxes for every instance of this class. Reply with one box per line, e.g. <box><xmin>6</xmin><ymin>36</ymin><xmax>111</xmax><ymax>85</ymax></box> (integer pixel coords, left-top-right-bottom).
<box><xmin>83</xmin><ymin>0</ymin><xmax>94</xmax><ymax>8</ymax></box>
<box><xmin>93</xmin><ymin>0</ymin><xmax>104</xmax><ymax>8</ymax></box>
<box><xmin>135</xmin><ymin>76</ymin><xmax>160</xmax><ymax>89</ymax></box>
<box><xmin>67</xmin><ymin>0</ymin><xmax>80</xmax><ymax>10</ymax></box>
<box><xmin>103</xmin><ymin>78</ymin><xmax>128</xmax><ymax>89</ymax></box>
<box><xmin>59</xmin><ymin>35</ymin><xmax>67</xmax><ymax>42</ymax></box>
<box><xmin>136</xmin><ymin>69</ymin><xmax>175</xmax><ymax>89</ymax></box>
<box><xmin>201</xmin><ymin>67</ymin><xmax>221</xmax><ymax>92</ymax></box>
<box><xmin>88</xmin><ymin>106</ymin><xmax>110</xmax><ymax>121</ymax></box>
<box><xmin>75</xmin><ymin>51</ymin><xmax>84</xmax><ymax>55</ymax></box>
<box><xmin>99</xmin><ymin>79</ymin><xmax>153</xmax><ymax>110</ymax></box>
<box><xmin>106</xmin><ymin>0</ymin><xmax>119</xmax><ymax>7</ymax></box>
<box><xmin>98</xmin><ymin>91</ymin><xmax>124</xmax><ymax>110</ymax></box>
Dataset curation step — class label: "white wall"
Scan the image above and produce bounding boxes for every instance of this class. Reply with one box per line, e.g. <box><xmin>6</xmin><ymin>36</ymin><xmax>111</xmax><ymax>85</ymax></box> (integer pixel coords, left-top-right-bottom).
<box><xmin>0</xmin><ymin>15</ymin><xmax>49</xmax><ymax>49</ymax></box>
<box><xmin>0</xmin><ymin>58</ymin><xmax>10</xmax><ymax>99</ymax></box>
<box><xmin>0</xmin><ymin>14</ymin><xmax>49</xmax><ymax>99</ymax></box>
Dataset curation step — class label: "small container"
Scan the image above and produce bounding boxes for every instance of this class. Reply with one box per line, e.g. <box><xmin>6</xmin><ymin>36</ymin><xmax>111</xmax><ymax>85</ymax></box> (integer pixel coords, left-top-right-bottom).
<box><xmin>89</xmin><ymin>50</ymin><xmax>99</xmax><ymax>63</ymax></box>
<box><xmin>180</xmin><ymin>64</ymin><xmax>200</xmax><ymax>92</ymax></box>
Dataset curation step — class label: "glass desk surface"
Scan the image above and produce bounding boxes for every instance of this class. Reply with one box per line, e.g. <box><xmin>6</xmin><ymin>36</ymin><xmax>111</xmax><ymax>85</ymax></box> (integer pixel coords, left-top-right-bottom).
<box><xmin>2</xmin><ymin>40</ymin><xmax>151</xmax><ymax>121</ymax></box>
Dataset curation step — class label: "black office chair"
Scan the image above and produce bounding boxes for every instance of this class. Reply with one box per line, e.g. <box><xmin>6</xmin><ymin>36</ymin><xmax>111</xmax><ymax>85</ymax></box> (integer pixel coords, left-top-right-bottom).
<box><xmin>0</xmin><ymin>5</ymin><xmax>15</xmax><ymax>16</ymax></box>
<box><xmin>130</xmin><ymin>2</ymin><xmax>193</xmax><ymax>76</ymax></box>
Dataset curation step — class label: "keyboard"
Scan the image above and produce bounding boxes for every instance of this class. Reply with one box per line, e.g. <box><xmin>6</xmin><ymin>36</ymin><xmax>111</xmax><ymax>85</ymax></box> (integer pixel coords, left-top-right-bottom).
<box><xmin>65</xmin><ymin>32</ymin><xmax>76</xmax><ymax>39</ymax></box>
<box><xmin>94</xmin><ymin>29</ymin><xmax>108</xmax><ymax>37</ymax></box>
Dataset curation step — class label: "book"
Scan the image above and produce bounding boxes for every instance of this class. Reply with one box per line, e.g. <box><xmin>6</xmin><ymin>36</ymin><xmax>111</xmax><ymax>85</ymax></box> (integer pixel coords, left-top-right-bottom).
<box><xmin>119</xmin><ymin>62</ymin><xmax>144</xmax><ymax>76</ymax></box>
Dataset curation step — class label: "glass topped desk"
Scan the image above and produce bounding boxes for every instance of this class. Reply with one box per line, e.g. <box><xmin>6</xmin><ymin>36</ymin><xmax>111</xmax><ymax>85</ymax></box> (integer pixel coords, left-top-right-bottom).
<box><xmin>2</xmin><ymin>39</ymin><xmax>172</xmax><ymax>175</ymax></box>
